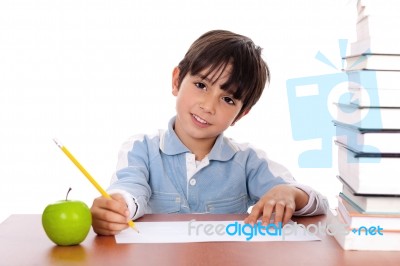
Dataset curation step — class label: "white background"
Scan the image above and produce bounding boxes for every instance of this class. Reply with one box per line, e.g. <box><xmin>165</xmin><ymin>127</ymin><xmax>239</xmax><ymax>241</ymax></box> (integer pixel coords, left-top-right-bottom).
<box><xmin>0</xmin><ymin>0</ymin><xmax>361</xmax><ymax>223</ymax></box>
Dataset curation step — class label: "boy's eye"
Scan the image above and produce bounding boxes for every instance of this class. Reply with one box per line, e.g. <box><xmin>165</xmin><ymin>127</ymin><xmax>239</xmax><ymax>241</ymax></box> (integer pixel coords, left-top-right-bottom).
<box><xmin>222</xmin><ymin>96</ymin><xmax>235</xmax><ymax>105</ymax></box>
<box><xmin>195</xmin><ymin>82</ymin><xmax>206</xmax><ymax>90</ymax></box>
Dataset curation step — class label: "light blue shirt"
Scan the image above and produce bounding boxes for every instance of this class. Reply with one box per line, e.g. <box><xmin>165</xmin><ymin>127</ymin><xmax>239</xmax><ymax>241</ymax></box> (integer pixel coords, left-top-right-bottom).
<box><xmin>108</xmin><ymin>117</ymin><xmax>328</xmax><ymax>219</ymax></box>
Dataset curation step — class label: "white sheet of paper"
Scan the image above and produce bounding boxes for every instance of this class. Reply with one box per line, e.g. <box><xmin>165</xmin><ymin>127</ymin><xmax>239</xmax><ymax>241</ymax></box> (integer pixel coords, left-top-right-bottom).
<box><xmin>115</xmin><ymin>220</ymin><xmax>321</xmax><ymax>243</ymax></box>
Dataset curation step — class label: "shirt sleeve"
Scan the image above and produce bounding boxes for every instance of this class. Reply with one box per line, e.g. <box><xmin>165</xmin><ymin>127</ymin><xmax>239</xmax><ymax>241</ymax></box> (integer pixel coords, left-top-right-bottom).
<box><xmin>246</xmin><ymin>146</ymin><xmax>329</xmax><ymax>216</ymax></box>
<box><xmin>107</xmin><ymin>134</ymin><xmax>153</xmax><ymax>220</ymax></box>
<box><xmin>245</xmin><ymin>147</ymin><xmax>288</xmax><ymax>203</ymax></box>
<box><xmin>289</xmin><ymin>182</ymin><xmax>329</xmax><ymax>216</ymax></box>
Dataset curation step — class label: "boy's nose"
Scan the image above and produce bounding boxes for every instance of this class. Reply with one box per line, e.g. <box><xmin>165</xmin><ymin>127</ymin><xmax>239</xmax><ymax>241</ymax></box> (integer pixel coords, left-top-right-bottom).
<box><xmin>199</xmin><ymin>94</ymin><xmax>216</xmax><ymax>115</ymax></box>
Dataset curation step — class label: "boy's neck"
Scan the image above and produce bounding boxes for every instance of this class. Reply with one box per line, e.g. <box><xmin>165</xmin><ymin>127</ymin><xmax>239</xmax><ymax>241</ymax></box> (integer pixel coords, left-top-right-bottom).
<box><xmin>182</xmin><ymin>136</ymin><xmax>215</xmax><ymax>161</ymax></box>
<box><xmin>173</xmin><ymin>124</ymin><xmax>216</xmax><ymax>161</ymax></box>
<box><xmin>192</xmin><ymin>145</ymin><xmax>213</xmax><ymax>161</ymax></box>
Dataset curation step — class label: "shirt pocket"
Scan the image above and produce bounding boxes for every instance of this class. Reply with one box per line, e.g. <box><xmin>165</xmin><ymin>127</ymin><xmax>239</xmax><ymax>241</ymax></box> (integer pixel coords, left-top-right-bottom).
<box><xmin>205</xmin><ymin>195</ymin><xmax>248</xmax><ymax>214</ymax></box>
<box><xmin>149</xmin><ymin>191</ymin><xmax>181</xmax><ymax>213</ymax></box>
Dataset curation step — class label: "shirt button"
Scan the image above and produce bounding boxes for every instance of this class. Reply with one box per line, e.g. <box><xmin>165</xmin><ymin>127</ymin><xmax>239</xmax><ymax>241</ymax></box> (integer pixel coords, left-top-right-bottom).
<box><xmin>189</xmin><ymin>179</ymin><xmax>196</xmax><ymax>186</ymax></box>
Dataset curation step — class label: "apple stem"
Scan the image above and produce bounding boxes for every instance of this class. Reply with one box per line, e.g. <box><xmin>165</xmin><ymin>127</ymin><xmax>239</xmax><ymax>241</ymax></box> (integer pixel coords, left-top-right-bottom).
<box><xmin>66</xmin><ymin>187</ymin><xmax>72</xmax><ymax>201</ymax></box>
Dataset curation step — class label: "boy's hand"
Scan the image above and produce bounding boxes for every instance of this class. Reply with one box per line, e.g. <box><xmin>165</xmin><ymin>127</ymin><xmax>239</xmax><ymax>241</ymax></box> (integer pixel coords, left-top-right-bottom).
<box><xmin>90</xmin><ymin>193</ymin><xmax>131</xmax><ymax>236</ymax></box>
<box><xmin>244</xmin><ymin>184</ymin><xmax>309</xmax><ymax>226</ymax></box>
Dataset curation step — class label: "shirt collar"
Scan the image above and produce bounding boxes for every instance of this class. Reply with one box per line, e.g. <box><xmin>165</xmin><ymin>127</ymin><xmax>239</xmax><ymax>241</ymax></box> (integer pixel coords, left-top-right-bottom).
<box><xmin>160</xmin><ymin>116</ymin><xmax>238</xmax><ymax>161</ymax></box>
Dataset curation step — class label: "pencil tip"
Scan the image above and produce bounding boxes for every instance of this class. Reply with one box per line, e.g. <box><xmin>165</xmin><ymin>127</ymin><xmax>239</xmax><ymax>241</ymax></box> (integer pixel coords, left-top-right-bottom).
<box><xmin>53</xmin><ymin>138</ymin><xmax>62</xmax><ymax>148</ymax></box>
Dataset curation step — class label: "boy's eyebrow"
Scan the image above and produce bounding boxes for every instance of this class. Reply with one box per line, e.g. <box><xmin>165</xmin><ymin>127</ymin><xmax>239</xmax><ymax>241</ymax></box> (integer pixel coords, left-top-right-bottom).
<box><xmin>194</xmin><ymin>74</ymin><xmax>225</xmax><ymax>90</ymax></box>
<box><xmin>194</xmin><ymin>74</ymin><xmax>212</xmax><ymax>82</ymax></box>
<box><xmin>195</xmin><ymin>72</ymin><xmax>230</xmax><ymax>85</ymax></box>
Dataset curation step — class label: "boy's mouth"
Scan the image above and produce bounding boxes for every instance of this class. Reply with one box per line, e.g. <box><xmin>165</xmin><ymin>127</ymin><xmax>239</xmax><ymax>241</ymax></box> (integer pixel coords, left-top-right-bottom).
<box><xmin>192</xmin><ymin>114</ymin><xmax>209</xmax><ymax>125</ymax></box>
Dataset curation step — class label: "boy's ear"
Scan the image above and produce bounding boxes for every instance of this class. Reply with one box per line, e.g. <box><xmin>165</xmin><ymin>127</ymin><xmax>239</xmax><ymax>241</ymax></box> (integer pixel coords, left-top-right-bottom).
<box><xmin>231</xmin><ymin>109</ymin><xmax>250</xmax><ymax>126</ymax></box>
<box><xmin>172</xmin><ymin>67</ymin><xmax>180</xmax><ymax>96</ymax></box>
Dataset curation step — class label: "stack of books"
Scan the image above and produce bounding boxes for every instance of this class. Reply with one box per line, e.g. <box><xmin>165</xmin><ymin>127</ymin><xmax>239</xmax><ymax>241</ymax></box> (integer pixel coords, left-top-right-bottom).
<box><xmin>332</xmin><ymin>0</ymin><xmax>400</xmax><ymax>251</ymax></box>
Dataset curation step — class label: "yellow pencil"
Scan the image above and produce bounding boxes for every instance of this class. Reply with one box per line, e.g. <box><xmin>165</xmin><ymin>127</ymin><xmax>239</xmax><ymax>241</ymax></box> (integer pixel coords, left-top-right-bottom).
<box><xmin>53</xmin><ymin>138</ymin><xmax>139</xmax><ymax>233</ymax></box>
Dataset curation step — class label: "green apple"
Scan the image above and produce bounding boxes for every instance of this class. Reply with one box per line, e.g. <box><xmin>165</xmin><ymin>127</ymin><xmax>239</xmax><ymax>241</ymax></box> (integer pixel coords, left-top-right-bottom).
<box><xmin>42</xmin><ymin>188</ymin><xmax>92</xmax><ymax>246</ymax></box>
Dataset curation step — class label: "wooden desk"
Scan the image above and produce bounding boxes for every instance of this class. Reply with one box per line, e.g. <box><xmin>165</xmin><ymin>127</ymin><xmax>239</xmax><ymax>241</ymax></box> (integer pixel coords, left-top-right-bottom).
<box><xmin>0</xmin><ymin>214</ymin><xmax>399</xmax><ymax>266</ymax></box>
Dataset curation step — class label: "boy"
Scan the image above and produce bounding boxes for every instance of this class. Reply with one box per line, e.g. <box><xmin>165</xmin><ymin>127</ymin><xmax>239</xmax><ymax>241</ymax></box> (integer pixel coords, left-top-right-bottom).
<box><xmin>91</xmin><ymin>30</ymin><xmax>328</xmax><ymax>236</ymax></box>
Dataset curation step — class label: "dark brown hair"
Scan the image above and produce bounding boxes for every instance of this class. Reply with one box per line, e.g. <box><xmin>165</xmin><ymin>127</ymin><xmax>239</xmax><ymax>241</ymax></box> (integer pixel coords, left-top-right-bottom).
<box><xmin>177</xmin><ymin>30</ymin><xmax>270</xmax><ymax>119</ymax></box>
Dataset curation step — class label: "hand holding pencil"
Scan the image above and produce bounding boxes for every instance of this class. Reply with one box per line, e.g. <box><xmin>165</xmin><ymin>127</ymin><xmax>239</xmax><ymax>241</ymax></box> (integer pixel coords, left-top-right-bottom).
<box><xmin>91</xmin><ymin>193</ymin><xmax>138</xmax><ymax>235</ymax></box>
<box><xmin>53</xmin><ymin>139</ymin><xmax>139</xmax><ymax>235</ymax></box>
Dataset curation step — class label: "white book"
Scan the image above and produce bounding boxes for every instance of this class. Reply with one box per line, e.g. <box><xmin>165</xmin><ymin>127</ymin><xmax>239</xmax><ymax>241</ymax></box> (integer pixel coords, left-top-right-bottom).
<box><xmin>345</xmin><ymin>54</ymin><xmax>400</xmax><ymax>71</ymax></box>
<box><xmin>336</xmin><ymin>141</ymin><xmax>400</xmax><ymax>195</ymax></box>
<box><xmin>331</xmin><ymin>211</ymin><xmax>400</xmax><ymax>251</ymax></box>
<box><xmin>351</xmin><ymin>37</ymin><xmax>400</xmax><ymax>55</ymax></box>
<box><xmin>335</xmin><ymin>121</ymin><xmax>400</xmax><ymax>153</ymax></box>
<box><xmin>348</xmin><ymin>87</ymin><xmax>400</xmax><ymax>108</ymax></box>
<box><xmin>357</xmin><ymin>0</ymin><xmax>400</xmax><ymax>16</ymax></box>
<box><xmin>340</xmin><ymin>184</ymin><xmax>400</xmax><ymax>213</ymax></box>
<box><xmin>347</xmin><ymin>70</ymin><xmax>400</xmax><ymax>90</ymax></box>
<box><xmin>335</xmin><ymin>103</ymin><xmax>400</xmax><ymax>129</ymax></box>
<box><xmin>337</xmin><ymin>196</ymin><xmax>400</xmax><ymax>230</ymax></box>
<box><xmin>334</xmin><ymin>227</ymin><xmax>400</xmax><ymax>251</ymax></box>
<box><xmin>356</xmin><ymin>15</ymin><xmax>400</xmax><ymax>41</ymax></box>
<box><xmin>357</xmin><ymin>13</ymin><xmax>400</xmax><ymax>25</ymax></box>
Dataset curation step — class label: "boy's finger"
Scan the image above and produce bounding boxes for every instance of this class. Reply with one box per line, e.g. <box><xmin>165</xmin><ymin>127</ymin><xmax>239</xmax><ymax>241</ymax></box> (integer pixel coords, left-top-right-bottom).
<box><xmin>261</xmin><ymin>202</ymin><xmax>275</xmax><ymax>226</ymax></box>
<box><xmin>110</xmin><ymin>193</ymin><xmax>126</xmax><ymax>204</ymax></box>
<box><xmin>92</xmin><ymin>197</ymin><xmax>129</xmax><ymax>220</ymax></box>
<box><xmin>101</xmin><ymin>196</ymin><xmax>129</xmax><ymax>216</ymax></box>
<box><xmin>92</xmin><ymin>218</ymin><xmax>129</xmax><ymax>236</ymax></box>
<box><xmin>94</xmin><ymin>205</ymin><xmax>129</xmax><ymax>224</ymax></box>
<box><xmin>244</xmin><ymin>204</ymin><xmax>263</xmax><ymax>225</ymax></box>
<box><xmin>270</xmin><ymin>201</ymin><xmax>285</xmax><ymax>225</ymax></box>
<box><xmin>283</xmin><ymin>205</ymin><xmax>295</xmax><ymax>225</ymax></box>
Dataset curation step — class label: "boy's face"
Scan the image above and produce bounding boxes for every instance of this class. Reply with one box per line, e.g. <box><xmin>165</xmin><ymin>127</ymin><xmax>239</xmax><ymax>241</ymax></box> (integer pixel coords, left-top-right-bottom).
<box><xmin>172</xmin><ymin>64</ymin><xmax>247</xmax><ymax>147</ymax></box>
